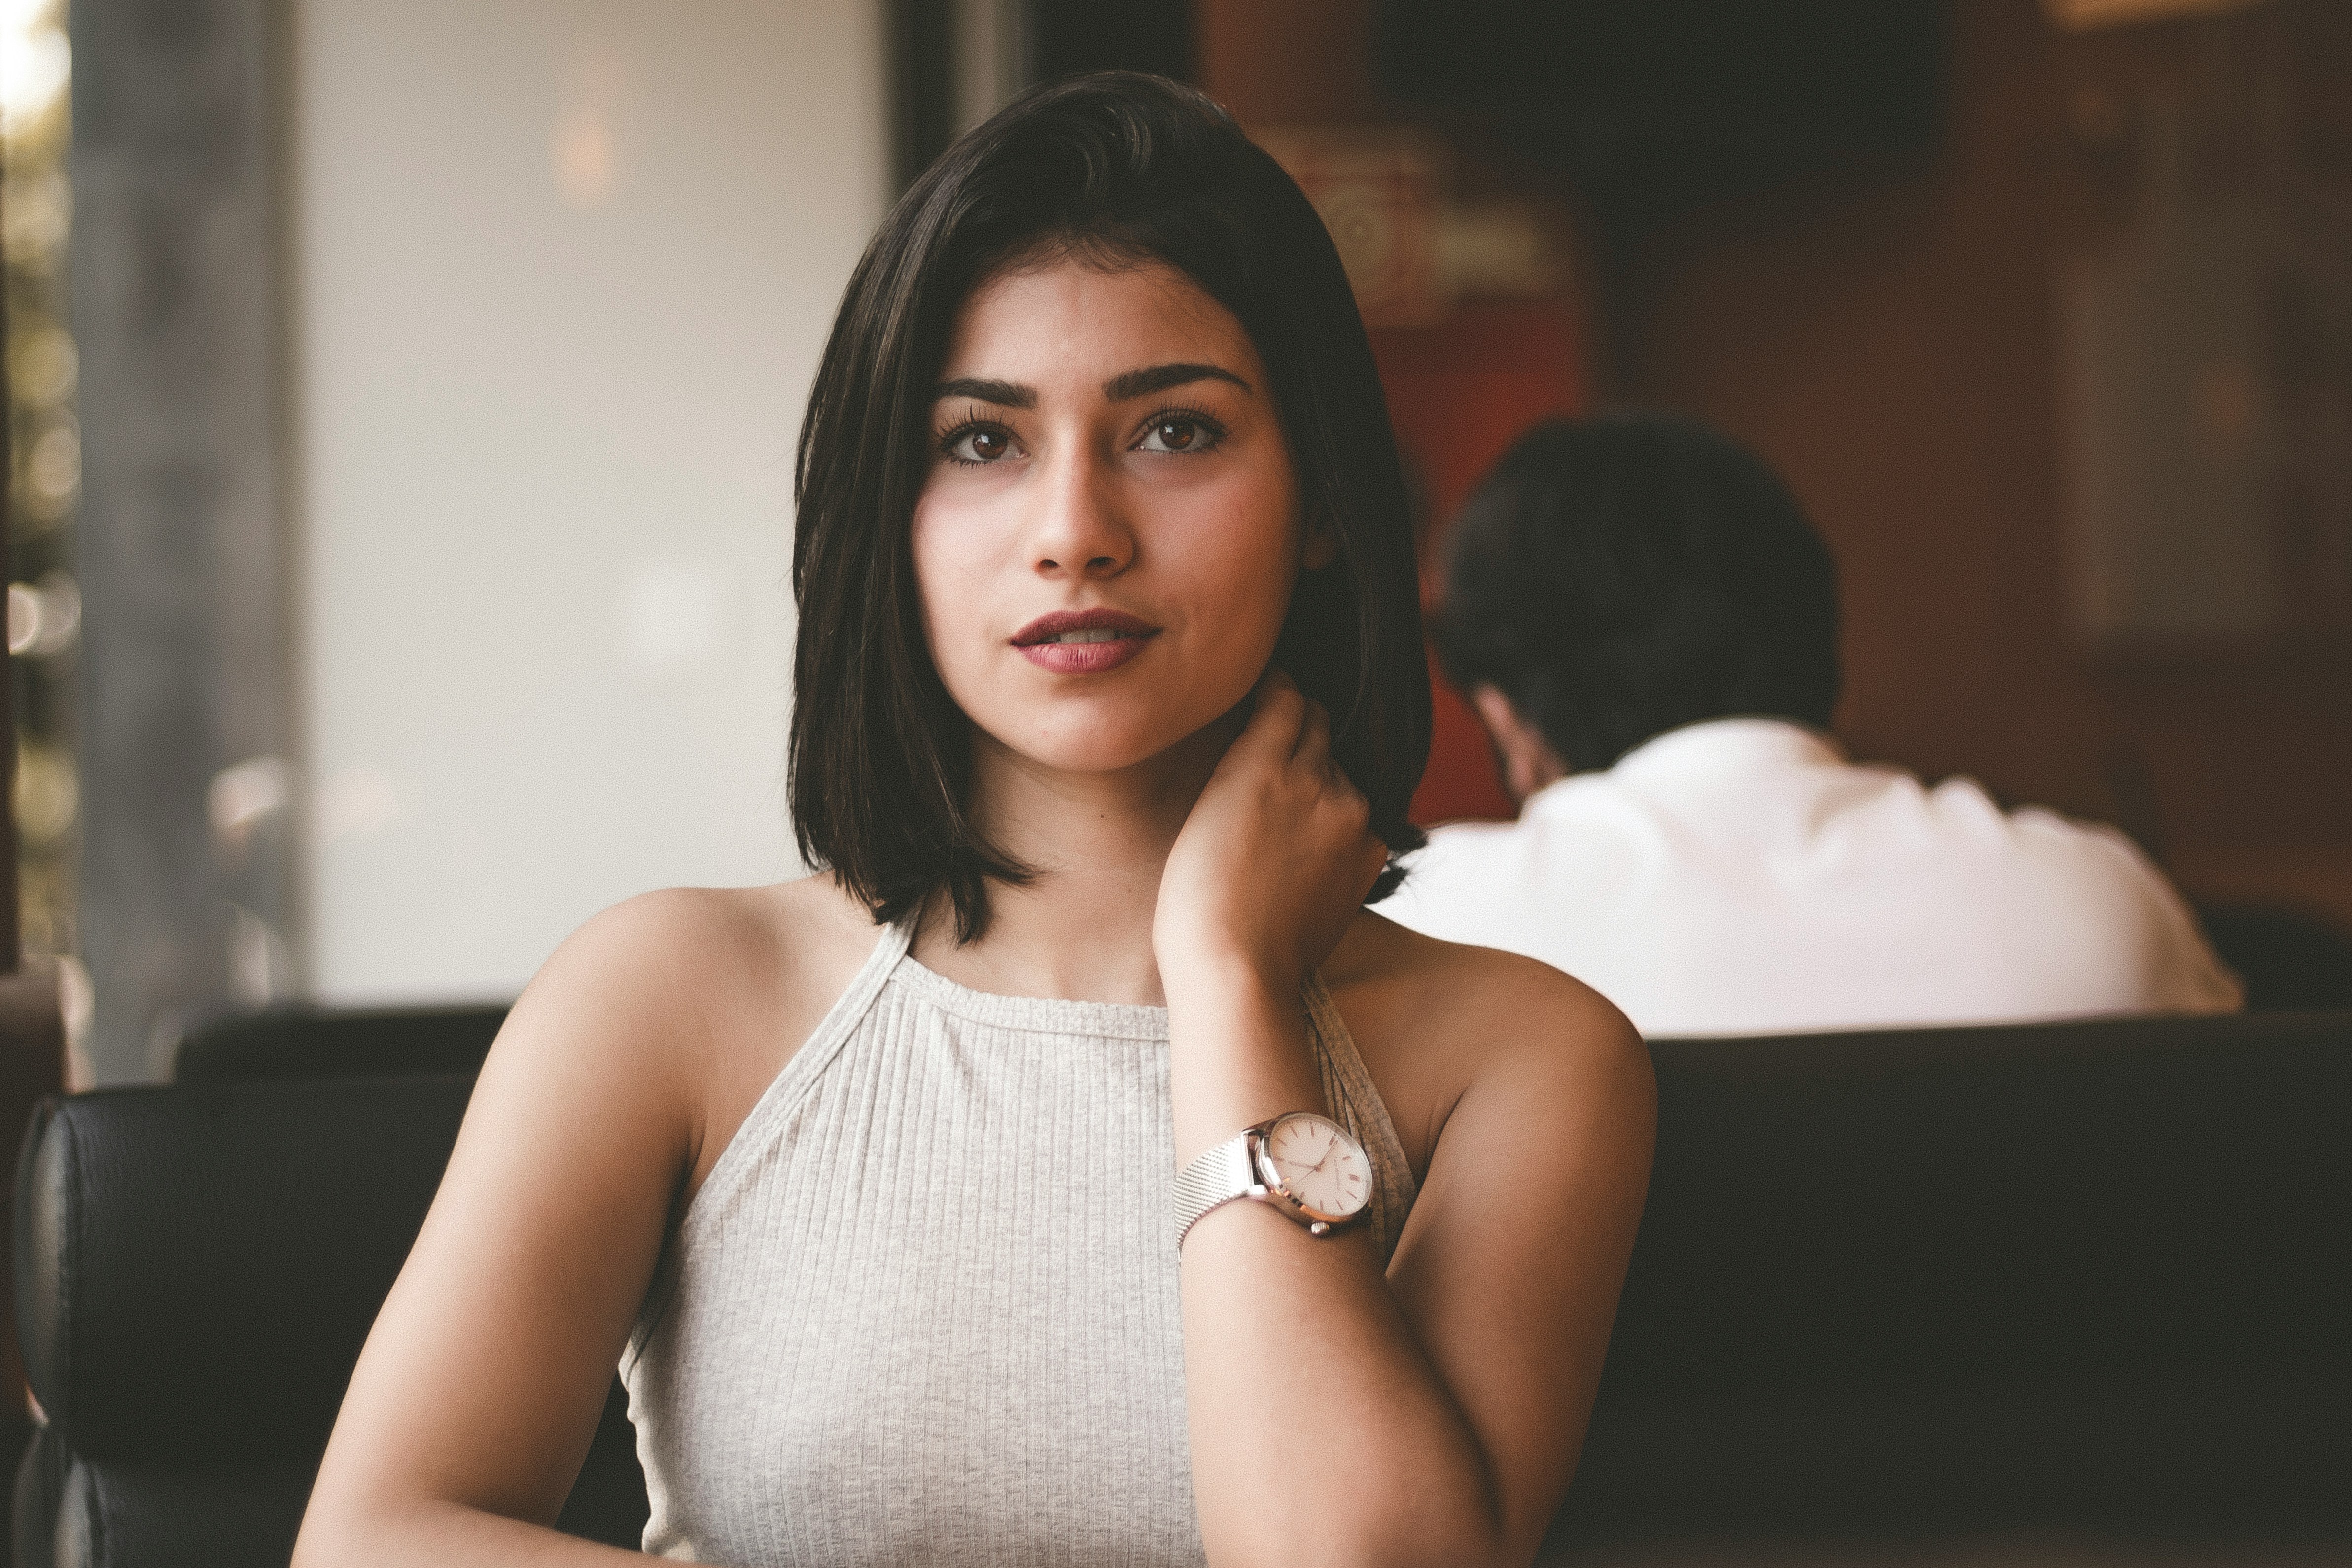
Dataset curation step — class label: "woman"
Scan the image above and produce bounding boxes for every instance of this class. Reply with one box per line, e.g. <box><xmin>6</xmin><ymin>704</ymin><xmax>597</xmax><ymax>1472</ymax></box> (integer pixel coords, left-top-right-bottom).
<box><xmin>297</xmin><ymin>73</ymin><xmax>1653</xmax><ymax>1568</ymax></box>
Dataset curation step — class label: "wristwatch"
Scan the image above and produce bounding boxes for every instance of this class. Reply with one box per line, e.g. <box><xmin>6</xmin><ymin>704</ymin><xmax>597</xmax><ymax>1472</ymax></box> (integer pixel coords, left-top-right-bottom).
<box><xmin>1173</xmin><ymin>1111</ymin><xmax>1373</xmax><ymax>1250</ymax></box>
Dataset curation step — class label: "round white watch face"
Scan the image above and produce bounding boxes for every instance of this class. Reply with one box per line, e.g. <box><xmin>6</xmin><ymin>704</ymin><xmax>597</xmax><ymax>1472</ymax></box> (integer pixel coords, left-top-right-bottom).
<box><xmin>1258</xmin><ymin>1113</ymin><xmax>1372</xmax><ymax>1222</ymax></box>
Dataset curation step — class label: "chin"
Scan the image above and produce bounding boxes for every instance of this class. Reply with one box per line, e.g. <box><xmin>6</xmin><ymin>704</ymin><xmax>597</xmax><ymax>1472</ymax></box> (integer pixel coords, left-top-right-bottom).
<box><xmin>977</xmin><ymin>696</ymin><xmax>1231</xmax><ymax>778</ymax></box>
<box><xmin>1008</xmin><ymin>722</ymin><xmax>1185</xmax><ymax>776</ymax></box>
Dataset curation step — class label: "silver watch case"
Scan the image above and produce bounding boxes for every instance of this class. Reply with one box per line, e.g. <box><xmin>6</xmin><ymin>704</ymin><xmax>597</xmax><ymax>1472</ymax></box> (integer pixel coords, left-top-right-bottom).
<box><xmin>1173</xmin><ymin>1111</ymin><xmax>1371</xmax><ymax>1249</ymax></box>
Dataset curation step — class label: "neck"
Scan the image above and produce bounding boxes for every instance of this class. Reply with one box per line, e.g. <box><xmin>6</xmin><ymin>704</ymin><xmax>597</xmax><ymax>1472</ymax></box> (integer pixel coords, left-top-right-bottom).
<box><xmin>908</xmin><ymin>715</ymin><xmax>1239</xmax><ymax>1007</ymax></box>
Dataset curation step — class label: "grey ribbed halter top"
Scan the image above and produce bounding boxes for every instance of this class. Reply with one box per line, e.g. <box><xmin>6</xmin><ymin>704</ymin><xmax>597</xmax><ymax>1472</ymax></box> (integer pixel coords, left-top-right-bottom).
<box><xmin>621</xmin><ymin>919</ymin><xmax>1417</xmax><ymax>1567</ymax></box>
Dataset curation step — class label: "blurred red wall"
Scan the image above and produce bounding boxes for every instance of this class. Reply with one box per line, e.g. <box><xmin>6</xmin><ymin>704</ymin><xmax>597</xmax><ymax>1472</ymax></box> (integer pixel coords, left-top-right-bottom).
<box><xmin>1370</xmin><ymin>305</ymin><xmax>1585</xmax><ymax>824</ymax></box>
<box><xmin>1614</xmin><ymin>0</ymin><xmax>2352</xmax><ymax>930</ymax></box>
<box><xmin>1201</xmin><ymin>0</ymin><xmax>2352</xmax><ymax>932</ymax></box>
<box><xmin>1198</xmin><ymin>0</ymin><xmax>1582</xmax><ymax>826</ymax></box>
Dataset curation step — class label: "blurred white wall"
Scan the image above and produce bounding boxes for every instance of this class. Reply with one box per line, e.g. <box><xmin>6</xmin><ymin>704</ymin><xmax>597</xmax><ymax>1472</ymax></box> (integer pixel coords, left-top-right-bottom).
<box><xmin>289</xmin><ymin>0</ymin><xmax>885</xmax><ymax>1002</ymax></box>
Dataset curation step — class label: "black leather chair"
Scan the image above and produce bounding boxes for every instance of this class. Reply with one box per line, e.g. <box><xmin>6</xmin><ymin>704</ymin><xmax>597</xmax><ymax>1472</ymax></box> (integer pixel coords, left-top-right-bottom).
<box><xmin>172</xmin><ymin>1004</ymin><xmax>508</xmax><ymax>1084</ymax></box>
<box><xmin>10</xmin><ymin>1074</ymin><xmax>645</xmax><ymax>1568</ymax></box>
<box><xmin>13</xmin><ymin>1009</ymin><xmax>2352</xmax><ymax>1566</ymax></box>
<box><xmin>1551</xmin><ymin>1007</ymin><xmax>2352</xmax><ymax>1562</ymax></box>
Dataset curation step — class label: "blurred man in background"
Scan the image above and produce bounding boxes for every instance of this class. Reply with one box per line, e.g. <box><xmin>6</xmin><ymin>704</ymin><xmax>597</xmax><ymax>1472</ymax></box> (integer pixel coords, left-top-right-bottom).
<box><xmin>1383</xmin><ymin>413</ymin><xmax>2241</xmax><ymax>1037</ymax></box>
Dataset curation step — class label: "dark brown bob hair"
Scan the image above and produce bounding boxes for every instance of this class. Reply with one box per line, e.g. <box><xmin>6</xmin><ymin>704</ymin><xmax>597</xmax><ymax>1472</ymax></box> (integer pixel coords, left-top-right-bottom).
<box><xmin>789</xmin><ymin>72</ymin><xmax>1430</xmax><ymax>940</ymax></box>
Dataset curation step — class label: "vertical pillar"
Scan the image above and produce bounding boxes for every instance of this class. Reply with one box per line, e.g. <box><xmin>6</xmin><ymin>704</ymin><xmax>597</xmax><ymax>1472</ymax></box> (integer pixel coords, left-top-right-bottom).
<box><xmin>70</xmin><ymin>0</ymin><xmax>294</xmax><ymax>1081</ymax></box>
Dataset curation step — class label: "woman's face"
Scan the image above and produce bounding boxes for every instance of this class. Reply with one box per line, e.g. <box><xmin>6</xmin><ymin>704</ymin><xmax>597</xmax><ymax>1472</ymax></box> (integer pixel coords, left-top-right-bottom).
<box><xmin>913</xmin><ymin>258</ymin><xmax>1314</xmax><ymax>780</ymax></box>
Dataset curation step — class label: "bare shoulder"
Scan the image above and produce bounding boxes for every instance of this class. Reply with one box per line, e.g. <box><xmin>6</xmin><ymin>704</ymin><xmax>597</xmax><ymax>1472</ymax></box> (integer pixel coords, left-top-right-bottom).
<box><xmin>1328</xmin><ymin>910</ymin><xmax>1640</xmax><ymax>1075</ymax></box>
<box><xmin>516</xmin><ymin>874</ymin><xmax>873</xmax><ymax>1043</ymax></box>
<box><xmin>298</xmin><ymin>875</ymin><xmax>889</xmax><ymax>1556</ymax></box>
<box><xmin>487</xmin><ymin>872</ymin><xmax>885</xmax><ymax>1188</ymax></box>
<box><xmin>1323</xmin><ymin>912</ymin><xmax>1650</xmax><ymax>1172</ymax></box>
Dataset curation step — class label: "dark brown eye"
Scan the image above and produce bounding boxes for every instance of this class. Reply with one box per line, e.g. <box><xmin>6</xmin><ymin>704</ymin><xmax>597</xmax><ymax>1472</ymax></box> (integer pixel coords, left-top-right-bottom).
<box><xmin>945</xmin><ymin>424</ymin><xmax>1014</xmax><ymax>464</ymax></box>
<box><xmin>1140</xmin><ymin>414</ymin><xmax>1221</xmax><ymax>454</ymax></box>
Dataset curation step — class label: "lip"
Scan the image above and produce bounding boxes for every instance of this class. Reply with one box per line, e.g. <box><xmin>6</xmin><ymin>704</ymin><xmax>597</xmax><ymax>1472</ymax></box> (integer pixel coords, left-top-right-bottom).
<box><xmin>1010</xmin><ymin>608</ymin><xmax>1161</xmax><ymax>675</ymax></box>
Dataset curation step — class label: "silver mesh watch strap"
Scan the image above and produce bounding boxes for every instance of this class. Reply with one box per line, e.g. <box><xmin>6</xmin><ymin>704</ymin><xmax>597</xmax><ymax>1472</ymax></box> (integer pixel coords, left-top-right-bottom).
<box><xmin>1173</xmin><ymin>1129</ymin><xmax>1262</xmax><ymax>1251</ymax></box>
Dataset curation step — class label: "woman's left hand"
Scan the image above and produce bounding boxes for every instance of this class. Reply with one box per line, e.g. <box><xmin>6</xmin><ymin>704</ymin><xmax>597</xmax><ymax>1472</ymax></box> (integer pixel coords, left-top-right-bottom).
<box><xmin>1153</xmin><ymin>669</ymin><xmax>1390</xmax><ymax>998</ymax></box>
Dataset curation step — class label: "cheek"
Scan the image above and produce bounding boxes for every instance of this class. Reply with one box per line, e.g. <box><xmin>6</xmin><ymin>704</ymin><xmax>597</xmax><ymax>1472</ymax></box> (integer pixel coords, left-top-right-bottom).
<box><xmin>1174</xmin><ymin>469</ymin><xmax>1301</xmax><ymax>632</ymax></box>
<box><xmin>909</xmin><ymin>492</ymin><xmax>993</xmax><ymax>676</ymax></box>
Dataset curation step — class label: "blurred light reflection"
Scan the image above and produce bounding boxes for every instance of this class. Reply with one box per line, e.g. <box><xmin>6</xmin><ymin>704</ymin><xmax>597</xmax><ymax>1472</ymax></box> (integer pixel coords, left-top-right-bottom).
<box><xmin>4</xmin><ymin>0</ymin><xmax>81</xmax><ymax>962</ymax></box>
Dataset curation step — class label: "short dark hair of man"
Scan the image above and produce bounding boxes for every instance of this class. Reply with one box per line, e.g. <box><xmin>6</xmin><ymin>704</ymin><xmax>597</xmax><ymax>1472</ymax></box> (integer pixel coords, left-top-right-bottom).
<box><xmin>788</xmin><ymin>72</ymin><xmax>1432</xmax><ymax>941</ymax></box>
<box><xmin>1433</xmin><ymin>413</ymin><xmax>1841</xmax><ymax>776</ymax></box>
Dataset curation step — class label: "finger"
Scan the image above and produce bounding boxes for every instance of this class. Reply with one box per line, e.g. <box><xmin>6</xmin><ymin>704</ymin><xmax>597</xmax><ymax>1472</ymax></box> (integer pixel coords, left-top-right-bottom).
<box><xmin>1232</xmin><ymin>669</ymin><xmax>1307</xmax><ymax>761</ymax></box>
<box><xmin>1246</xmin><ymin>665</ymin><xmax>1300</xmax><ymax>710</ymax></box>
<box><xmin>1293</xmin><ymin>697</ymin><xmax>1332</xmax><ymax>766</ymax></box>
<box><xmin>1329</xmin><ymin>769</ymin><xmax>1371</xmax><ymax>831</ymax></box>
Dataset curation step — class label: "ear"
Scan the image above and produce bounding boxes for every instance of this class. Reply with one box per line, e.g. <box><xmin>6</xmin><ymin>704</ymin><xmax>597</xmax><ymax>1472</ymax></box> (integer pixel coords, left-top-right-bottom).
<box><xmin>1469</xmin><ymin>683</ymin><xmax>1569</xmax><ymax>806</ymax></box>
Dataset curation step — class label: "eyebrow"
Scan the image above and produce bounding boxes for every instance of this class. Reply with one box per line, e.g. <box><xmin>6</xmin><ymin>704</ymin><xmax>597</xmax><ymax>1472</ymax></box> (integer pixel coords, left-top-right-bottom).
<box><xmin>934</xmin><ymin>376</ymin><xmax>1035</xmax><ymax>409</ymax></box>
<box><xmin>930</xmin><ymin>362</ymin><xmax>1254</xmax><ymax>410</ymax></box>
<box><xmin>1105</xmin><ymin>362</ymin><xmax>1252</xmax><ymax>402</ymax></box>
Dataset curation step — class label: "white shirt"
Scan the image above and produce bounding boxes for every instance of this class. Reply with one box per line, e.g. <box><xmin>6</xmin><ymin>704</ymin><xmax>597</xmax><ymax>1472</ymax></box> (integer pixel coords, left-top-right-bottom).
<box><xmin>1383</xmin><ymin>718</ymin><xmax>2242</xmax><ymax>1037</ymax></box>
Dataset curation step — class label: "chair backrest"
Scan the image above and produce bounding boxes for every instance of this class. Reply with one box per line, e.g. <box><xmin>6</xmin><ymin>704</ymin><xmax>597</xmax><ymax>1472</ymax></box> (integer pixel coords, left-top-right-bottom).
<box><xmin>1553</xmin><ymin>1008</ymin><xmax>2352</xmax><ymax>1557</ymax></box>
<box><xmin>17</xmin><ymin>1008</ymin><xmax>2352</xmax><ymax>1564</ymax></box>
<box><xmin>172</xmin><ymin>1003</ymin><xmax>509</xmax><ymax>1083</ymax></box>
<box><xmin>10</xmin><ymin>1073</ymin><xmax>646</xmax><ymax>1568</ymax></box>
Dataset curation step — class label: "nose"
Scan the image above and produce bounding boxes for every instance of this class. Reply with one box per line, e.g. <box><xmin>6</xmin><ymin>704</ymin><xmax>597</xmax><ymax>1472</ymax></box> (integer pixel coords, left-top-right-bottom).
<box><xmin>1027</xmin><ymin>442</ymin><xmax>1134</xmax><ymax>580</ymax></box>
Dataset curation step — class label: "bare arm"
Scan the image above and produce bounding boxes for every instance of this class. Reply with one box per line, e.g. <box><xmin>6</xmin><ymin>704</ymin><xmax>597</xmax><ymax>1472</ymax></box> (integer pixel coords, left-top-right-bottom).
<box><xmin>293</xmin><ymin>893</ymin><xmax>729</xmax><ymax>1567</ymax></box>
<box><xmin>1161</xmin><ymin>677</ymin><xmax>1656</xmax><ymax>1568</ymax></box>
